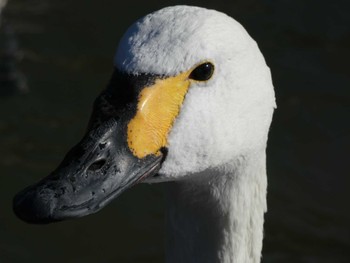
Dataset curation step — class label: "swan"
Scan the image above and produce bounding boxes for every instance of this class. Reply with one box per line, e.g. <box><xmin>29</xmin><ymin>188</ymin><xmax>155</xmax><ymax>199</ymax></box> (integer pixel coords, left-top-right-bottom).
<box><xmin>13</xmin><ymin>6</ymin><xmax>276</xmax><ymax>263</ymax></box>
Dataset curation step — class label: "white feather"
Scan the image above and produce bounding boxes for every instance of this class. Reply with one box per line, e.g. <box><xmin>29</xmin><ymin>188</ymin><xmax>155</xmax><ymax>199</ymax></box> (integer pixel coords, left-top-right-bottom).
<box><xmin>115</xmin><ymin>5</ymin><xmax>276</xmax><ymax>263</ymax></box>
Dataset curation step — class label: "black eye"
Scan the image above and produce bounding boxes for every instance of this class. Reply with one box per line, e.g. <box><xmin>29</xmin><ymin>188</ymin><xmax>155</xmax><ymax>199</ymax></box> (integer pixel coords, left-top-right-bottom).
<box><xmin>189</xmin><ymin>62</ymin><xmax>215</xmax><ymax>81</ymax></box>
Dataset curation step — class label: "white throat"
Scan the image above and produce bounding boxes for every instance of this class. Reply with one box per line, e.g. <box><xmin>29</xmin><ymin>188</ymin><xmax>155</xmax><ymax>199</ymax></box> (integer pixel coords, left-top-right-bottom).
<box><xmin>165</xmin><ymin>150</ymin><xmax>267</xmax><ymax>263</ymax></box>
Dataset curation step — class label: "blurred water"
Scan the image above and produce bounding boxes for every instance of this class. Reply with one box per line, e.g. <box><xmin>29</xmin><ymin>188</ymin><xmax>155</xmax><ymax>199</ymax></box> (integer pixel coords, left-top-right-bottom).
<box><xmin>0</xmin><ymin>0</ymin><xmax>349</xmax><ymax>262</ymax></box>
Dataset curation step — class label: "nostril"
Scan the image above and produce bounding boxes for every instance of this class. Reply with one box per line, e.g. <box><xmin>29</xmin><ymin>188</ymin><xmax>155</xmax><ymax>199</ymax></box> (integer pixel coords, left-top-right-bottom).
<box><xmin>88</xmin><ymin>159</ymin><xmax>106</xmax><ymax>172</ymax></box>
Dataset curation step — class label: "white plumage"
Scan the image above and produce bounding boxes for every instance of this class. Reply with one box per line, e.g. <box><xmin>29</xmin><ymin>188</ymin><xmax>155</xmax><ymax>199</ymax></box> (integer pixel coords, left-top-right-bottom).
<box><xmin>115</xmin><ymin>6</ymin><xmax>276</xmax><ymax>263</ymax></box>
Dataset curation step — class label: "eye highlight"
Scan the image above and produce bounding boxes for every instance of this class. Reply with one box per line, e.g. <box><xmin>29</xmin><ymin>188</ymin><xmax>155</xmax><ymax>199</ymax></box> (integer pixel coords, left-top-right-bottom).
<box><xmin>189</xmin><ymin>62</ymin><xmax>215</xmax><ymax>81</ymax></box>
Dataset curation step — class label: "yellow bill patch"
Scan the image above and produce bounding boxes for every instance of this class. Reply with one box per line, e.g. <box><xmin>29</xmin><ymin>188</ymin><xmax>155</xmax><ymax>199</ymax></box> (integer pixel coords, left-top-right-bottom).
<box><xmin>127</xmin><ymin>71</ymin><xmax>191</xmax><ymax>158</ymax></box>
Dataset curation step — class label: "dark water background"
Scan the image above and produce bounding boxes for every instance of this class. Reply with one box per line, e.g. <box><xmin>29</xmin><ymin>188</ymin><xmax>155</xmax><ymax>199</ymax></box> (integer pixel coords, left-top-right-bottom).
<box><xmin>0</xmin><ymin>0</ymin><xmax>349</xmax><ymax>262</ymax></box>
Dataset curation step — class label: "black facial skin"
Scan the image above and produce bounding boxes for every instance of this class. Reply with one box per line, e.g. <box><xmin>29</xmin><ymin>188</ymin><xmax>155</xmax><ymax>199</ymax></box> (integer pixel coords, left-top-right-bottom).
<box><xmin>13</xmin><ymin>70</ymin><xmax>166</xmax><ymax>224</ymax></box>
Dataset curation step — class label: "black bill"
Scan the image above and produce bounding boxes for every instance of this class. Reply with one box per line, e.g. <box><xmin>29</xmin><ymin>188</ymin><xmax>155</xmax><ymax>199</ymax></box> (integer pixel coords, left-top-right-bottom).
<box><xmin>13</xmin><ymin>70</ymin><xmax>164</xmax><ymax>224</ymax></box>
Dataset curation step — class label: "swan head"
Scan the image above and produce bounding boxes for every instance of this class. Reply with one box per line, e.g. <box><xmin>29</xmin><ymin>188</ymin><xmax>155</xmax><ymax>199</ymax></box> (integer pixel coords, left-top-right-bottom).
<box><xmin>13</xmin><ymin>6</ymin><xmax>275</xmax><ymax>223</ymax></box>
<box><xmin>116</xmin><ymin>5</ymin><xmax>275</xmax><ymax>180</ymax></box>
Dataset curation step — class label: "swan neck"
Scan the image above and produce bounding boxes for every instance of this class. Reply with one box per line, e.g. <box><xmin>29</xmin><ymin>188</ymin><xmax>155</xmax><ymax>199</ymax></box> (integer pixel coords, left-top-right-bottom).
<box><xmin>165</xmin><ymin>151</ymin><xmax>267</xmax><ymax>263</ymax></box>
